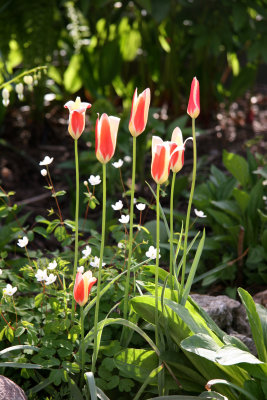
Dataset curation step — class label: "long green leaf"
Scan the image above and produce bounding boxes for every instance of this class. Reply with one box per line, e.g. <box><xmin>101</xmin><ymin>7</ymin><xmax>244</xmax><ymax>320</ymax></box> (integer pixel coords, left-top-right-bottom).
<box><xmin>206</xmin><ymin>379</ymin><xmax>257</xmax><ymax>400</ymax></box>
<box><xmin>133</xmin><ymin>364</ymin><xmax>164</xmax><ymax>400</ymax></box>
<box><xmin>96</xmin><ymin>386</ymin><xmax>111</xmax><ymax>400</ymax></box>
<box><xmin>28</xmin><ymin>376</ymin><xmax>55</xmax><ymax>395</ymax></box>
<box><xmin>85</xmin><ymin>372</ymin><xmax>97</xmax><ymax>400</ymax></box>
<box><xmin>146</xmin><ymin>181</ymin><xmax>170</xmax><ymax>236</ymax></box>
<box><xmin>0</xmin><ymin>344</ymin><xmax>39</xmax><ymax>357</ymax></box>
<box><xmin>181</xmin><ymin>229</ymin><xmax>205</xmax><ymax>305</ymax></box>
<box><xmin>238</xmin><ymin>288</ymin><xmax>267</xmax><ymax>362</ymax></box>
<box><xmin>0</xmin><ymin>361</ymin><xmax>43</xmax><ymax>369</ymax></box>
<box><xmin>176</xmin><ymin>230</ymin><xmax>200</xmax><ymax>276</ymax></box>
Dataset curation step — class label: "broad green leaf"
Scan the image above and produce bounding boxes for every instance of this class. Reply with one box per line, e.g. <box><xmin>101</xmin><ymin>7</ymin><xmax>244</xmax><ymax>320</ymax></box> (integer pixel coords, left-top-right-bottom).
<box><xmin>215</xmin><ymin>345</ymin><xmax>262</xmax><ymax>365</ymax></box>
<box><xmin>223</xmin><ymin>150</ymin><xmax>250</xmax><ymax>187</ymax></box>
<box><xmin>238</xmin><ymin>288</ymin><xmax>267</xmax><ymax>362</ymax></box>
<box><xmin>206</xmin><ymin>379</ymin><xmax>257</xmax><ymax>400</ymax></box>
<box><xmin>247</xmin><ymin>180</ymin><xmax>263</xmax><ymax>222</ymax></box>
<box><xmin>256</xmin><ymin>303</ymin><xmax>267</xmax><ymax>350</ymax></box>
<box><xmin>232</xmin><ymin>188</ymin><xmax>250</xmax><ymax>213</ymax></box>
<box><xmin>68</xmin><ymin>377</ymin><xmax>84</xmax><ymax>400</ymax></box>
<box><xmin>63</xmin><ymin>53</ymin><xmax>83</xmax><ymax>93</ymax></box>
<box><xmin>211</xmin><ymin>200</ymin><xmax>241</xmax><ymax>220</ymax></box>
<box><xmin>114</xmin><ymin>348</ymin><xmax>158</xmax><ymax>382</ymax></box>
<box><xmin>181</xmin><ymin>333</ymin><xmax>220</xmax><ymax>362</ymax></box>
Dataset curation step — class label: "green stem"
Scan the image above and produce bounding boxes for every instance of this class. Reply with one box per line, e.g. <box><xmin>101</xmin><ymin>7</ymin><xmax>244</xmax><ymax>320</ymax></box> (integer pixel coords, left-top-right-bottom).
<box><xmin>80</xmin><ymin>306</ymin><xmax>85</xmax><ymax>382</ymax></box>
<box><xmin>169</xmin><ymin>172</ymin><xmax>176</xmax><ymax>290</ymax></box>
<box><xmin>179</xmin><ymin>118</ymin><xmax>197</xmax><ymax>302</ymax></box>
<box><xmin>71</xmin><ymin>139</ymin><xmax>80</xmax><ymax>322</ymax></box>
<box><xmin>92</xmin><ymin>163</ymin><xmax>106</xmax><ymax>372</ymax></box>
<box><xmin>0</xmin><ymin>66</ymin><xmax>47</xmax><ymax>90</ymax></box>
<box><xmin>155</xmin><ymin>183</ymin><xmax>160</xmax><ymax>347</ymax></box>
<box><xmin>123</xmin><ymin>136</ymin><xmax>136</xmax><ymax>320</ymax></box>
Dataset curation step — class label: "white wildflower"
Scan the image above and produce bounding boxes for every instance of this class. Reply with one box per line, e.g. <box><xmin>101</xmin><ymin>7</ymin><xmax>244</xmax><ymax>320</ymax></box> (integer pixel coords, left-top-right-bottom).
<box><xmin>82</xmin><ymin>245</ymin><xmax>92</xmax><ymax>259</ymax></box>
<box><xmin>111</xmin><ymin>200</ymin><xmax>123</xmax><ymax>211</ymax></box>
<box><xmin>112</xmin><ymin>159</ymin><xmax>123</xmax><ymax>168</ymax></box>
<box><xmin>90</xmin><ymin>256</ymin><xmax>106</xmax><ymax>269</ymax></box>
<box><xmin>23</xmin><ymin>75</ymin><xmax>33</xmax><ymax>86</ymax></box>
<box><xmin>146</xmin><ymin>246</ymin><xmax>160</xmax><ymax>260</ymax></box>
<box><xmin>17</xmin><ymin>236</ymin><xmax>29</xmax><ymax>248</ymax></box>
<box><xmin>194</xmin><ymin>209</ymin><xmax>207</xmax><ymax>218</ymax></box>
<box><xmin>136</xmin><ymin>203</ymin><xmax>146</xmax><ymax>211</ymax></box>
<box><xmin>45</xmin><ymin>273</ymin><xmax>57</xmax><ymax>285</ymax></box>
<box><xmin>118</xmin><ymin>214</ymin><xmax>129</xmax><ymax>224</ymax></box>
<box><xmin>15</xmin><ymin>83</ymin><xmax>24</xmax><ymax>100</ymax></box>
<box><xmin>41</xmin><ymin>169</ymin><xmax>47</xmax><ymax>176</ymax></box>
<box><xmin>118</xmin><ymin>242</ymin><xmax>125</xmax><ymax>249</ymax></box>
<box><xmin>0</xmin><ymin>269</ymin><xmax>2</xmax><ymax>275</ymax></box>
<box><xmin>48</xmin><ymin>260</ymin><xmax>57</xmax><ymax>270</ymax></box>
<box><xmin>39</xmin><ymin>156</ymin><xmax>54</xmax><ymax>166</ymax></box>
<box><xmin>35</xmin><ymin>269</ymin><xmax>48</xmax><ymax>282</ymax></box>
<box><xmin>3</xmin><ymin>284</ymin><xmax>17</xmax><ymax>296</ymax></box>
<box><xmin>88</xmin><ymin>175</ymin><xmax>101</xmax><ymax>186</ymax></box>
<box><xmin>124</xmin><ymin>155</ymin><xmax>132</xmax><ymax>163</ymax></box>
<box><xmin>77</xmin><ymin>266</ymin><xmax>84</xmax><ymax>273</ymax></box>
<box><xmin>2</xmin><ymin>88</ymin><xmax>10</xmax><ymax>107</ymax></box>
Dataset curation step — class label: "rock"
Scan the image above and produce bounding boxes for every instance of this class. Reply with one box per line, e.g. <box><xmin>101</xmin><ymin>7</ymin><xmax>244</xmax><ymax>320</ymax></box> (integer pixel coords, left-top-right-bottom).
<box><xmin>253</xmin><ymin>289</ymin><xmax>267</xmax><ymax>307</ymax></box>
<box><xmin>191</xmin><ymin>293</ymin><xmax>256</xmax><ymax>354</ymax></box>
<box><xmin>0</xmin><ymin>375</ymin><xmax>27</xmax><ymax>400</ymax></box>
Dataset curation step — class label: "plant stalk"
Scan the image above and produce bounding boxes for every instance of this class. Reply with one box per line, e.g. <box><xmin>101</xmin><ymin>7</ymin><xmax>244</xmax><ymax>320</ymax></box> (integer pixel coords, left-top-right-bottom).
<box><xmin>155</xmin><ymin>183</ymin><xmax>160</xmax><ymax>347</ymax></box>
<box><xmin>92</xmin><ymin>163</ymin><xmax>106</xmax><ymax>372</ymax></box>
<box><xmin>71</xmin><ymin>139</ymin><xmax>80</xmax><ymax>322</ymax></box>
<box><xmin>180</xmin><ymin>118</ymin><xmax>197</xmax><ymax>302</ymax></box>
<box><xmin>169</xmin><ymin>171</ymin><xmax>176</xmax><ymax>290</ymax></box>
<box><xmin>80</xmin><ymin>305</ymin><xmax>85</xmax><ymax>383</ymax></box>
<box><xmin>123</xmin><ymin>136</ymin><xmax>136</xmax><ymax>321</ymax></box>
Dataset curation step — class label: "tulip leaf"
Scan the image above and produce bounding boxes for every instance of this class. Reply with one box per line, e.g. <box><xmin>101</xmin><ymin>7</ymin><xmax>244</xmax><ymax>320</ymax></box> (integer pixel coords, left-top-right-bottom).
<box><xmin>223</xmin><ymin>150</ymin><xmax>250</xmax><ymax>187</ymax></box>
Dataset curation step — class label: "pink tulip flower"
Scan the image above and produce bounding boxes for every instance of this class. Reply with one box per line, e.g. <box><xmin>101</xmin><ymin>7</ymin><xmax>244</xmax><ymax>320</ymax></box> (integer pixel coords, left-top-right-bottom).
<box><xmin>129</xmin><ymin>88</ymin><xmax>151</xmax><ymax>137</ymax></box>
<box><xmin>95</xmin><ymin>113</ymin><xmax>120</xmax><ymax>164</ymax></box>
<box><xmin>187</xmin><ymin>77</ymin><xmax>200</xmax><ymax>119</ymax></box>
<box><xmin>64</xmin><ymin>97</ymin><xmax>91</xmax><ymax>139</ymax></box>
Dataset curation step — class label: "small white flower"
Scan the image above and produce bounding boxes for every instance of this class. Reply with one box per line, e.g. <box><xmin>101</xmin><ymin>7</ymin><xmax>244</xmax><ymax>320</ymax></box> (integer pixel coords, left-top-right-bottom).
<box><xmin>17</xmin><ymin>236</ymin><xmax>29</xmax><ymax>248</ymax></box>
<box><xmin>124</xmin><ymin>155</ymin><xmax>132</xmax><ymax>163</ymax></box>
<box><xmin>112</xmin><ymin>159</ymin><xmax>123</xmax><ymax>168</ymax></box>
<box><xmin>118</xmin><ymin>242</ymin><xmax>125</xmax><ymax>249</ymax></box>
<box><xmin>39</xmin><ymin>156</ymin><xmax>54</xmax><ymax>166</ymax></box>
<box><xmin>118</xmin><ymin>214</ymin><xmax>129</xmax><ymax>224</ymax></box>
<box><xmin>0</xmin><ymin>269</ymin><xmax>2</xmax><ymax>275</ymax></box>
<box><xmin>2</xmin><ymin>88</ymin><xmax>10</xmax><ymax>106</ymax></box>
<box><xmin>48</xmin><ymin>260</ymin><xmax>57</xmax><ymax>270</ymax></box>
<box><xmin>88</xmin><ymin>175</ymin><xmax>101</xmax><ymax>186</ymax></box>
<box><xmin>77</xmin><ymin>266</ymin><xmax>84</xmax><ymax>273</ymax></box>
<box><xmin>41</xmin><ymin>169</ymin><xmax>47</xmax><ymax>176</ymax></box>
<box><xmin>35</xmin><ymin>269</ymin><xmax>48</xmax><ymax>282</ymax></box>
<box><xmin>3</xmin><ymin>284</ymin><xmax>17</xmax><ymax>296</ymax></box>
<box><xmin>136</xmin><ymin>203</ymin><xmax>146</xmax><ymax>211</ymax></box>
<box><xmin>15</xmin><ymin>83</ymin><xmax>24</xmax><ymax>94</ymax></box>
<box><xmin>83</xmin><ymin>180</ymin><xmax>88</xmax><ymax>187</ymax></box>
<box><xmin>90</xmin><ymin>256</ymin><xmax>106</xmax><ymax>268</ymax></box>
<box><xmin>45</xmin><ymin>273</ymin><xmax>57</xmax><ymax>285</ymax></box>
<box><xmin>23</xmin><ymin>75</ymin><xmax>33</xmax><ymax>86</ymax></box>
<box><xmin>82</xmin><ymin>245</ymin><xmax>92</xmax><ymax>259</ymax></box>
<box><xmin>194</xmin><ymin>209</ymin><xmax>207</xmax><ymax>218</ymax></box>
<box><xmin>111</xmin><ymin>200</ymin><xmax>123</xmax><ymax>211</ymax></box>
<box><xmin>133</xmin><ymin>198</ymin><xmax>137</xmax><ymax>204</ymax></box>
<box><xmin>146</xmin><ymin>246</ymin><xmax>160</xmax><ymax>260</ymax></box>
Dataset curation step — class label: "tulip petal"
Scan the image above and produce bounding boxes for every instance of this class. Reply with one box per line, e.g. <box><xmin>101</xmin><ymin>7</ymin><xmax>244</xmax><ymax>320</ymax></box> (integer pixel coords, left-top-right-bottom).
<box><xmin>74</xmin><ymin>272</ymin><xmax>85</xmax><ymax>306</ymax></box>
<box><xmin>99</xmin><ymin>114</ymin><xmax>114</xmax><ymax>162</ymax></box>
<box><xmin>70</xmin><ymin>111</ymin><xmax>85</xmax><ymax>138</ymax></box>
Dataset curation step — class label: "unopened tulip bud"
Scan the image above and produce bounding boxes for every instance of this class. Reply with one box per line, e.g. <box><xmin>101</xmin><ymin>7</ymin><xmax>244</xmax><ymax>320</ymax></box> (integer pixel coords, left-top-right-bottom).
<box><xmin>95</xmin><ymin>113</ymin><xmax>120</xmax><ymax>164</ymax></box>
<box><xmin>129</xmin><ymin>88</ymin><xmax>151</xmax><ymax>137</ymax></box>
<box><xmin>187</xmin><ymin>77</ymin><xmax>200</xmax><ymax>119</ymax></box>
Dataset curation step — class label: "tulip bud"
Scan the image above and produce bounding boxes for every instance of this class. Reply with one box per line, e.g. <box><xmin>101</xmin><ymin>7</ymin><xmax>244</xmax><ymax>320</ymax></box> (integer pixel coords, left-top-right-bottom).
<box><xmin>95</xmin><ymin>113</ymin><xmax>120</xmax><ymax>164</ymax></box>
<box><xmin>169</xmin><ymin>127</ymin><xmax>185</xmax><ymax>173</ymax></box>
<box><xmin>187</xmin><ymin>77</ymin><xmax>200</xmax><ymax>119</ymax></box>
<box><xmin>129</xmin><ymin>88</ymin><xmax>151</xmax><ymax>137</ymax></box>
<box><xmin>73</xmin><ymin>271</ymin><xmax>97</xmax><ymax>307</ymax></box>
<box><xmin>151</xmin><ymin>136</ymin><xmax>171</xmax><ymax>185</ymax></box>
<box><xmin>64</xmin><ymin>97</ymin><xmax>91</xmax><ymax>139</ymax></box>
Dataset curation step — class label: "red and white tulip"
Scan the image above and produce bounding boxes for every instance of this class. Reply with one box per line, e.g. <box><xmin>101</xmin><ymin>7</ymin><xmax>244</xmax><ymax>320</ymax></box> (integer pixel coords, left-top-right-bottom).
<box><xmin>73</xmin><ymin>270</ymin><xmax>97</xmax><ymax>307</ymax></box>
<box><xmin>151</xmin><ymin>136</ymin><xmax>171</xmax><ymax>185</ymax></box>
<box><xmin>129</xmin><ymin>88</ymin><xmax>151</xmax><ymax>137</ymax></box>
<box><xmin>169</xmin><ymin>127</ymin><xmax>185</xmax><ymax>173</ymax></box>
<box><xmin>64</xmin><ymin>97</ymin><xmax>91</xmax><ymax>139</ymax></box>
<box><xmin>95</xmin><ymin>113</ymin><xmax>120</xmax><ymax>164</ymax></box>
<box><xmin>187</xmin><ymin>77</ymin><xmax>200</xmax><ymax>119</ymax></box>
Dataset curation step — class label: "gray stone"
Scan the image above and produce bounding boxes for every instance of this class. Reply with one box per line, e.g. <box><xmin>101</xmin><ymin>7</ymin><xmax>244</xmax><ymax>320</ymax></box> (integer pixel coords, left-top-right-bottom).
<box><xmin>0</xmin><ymin>375</ymin><xmax>27</xmax><ymax>400</ymax></box>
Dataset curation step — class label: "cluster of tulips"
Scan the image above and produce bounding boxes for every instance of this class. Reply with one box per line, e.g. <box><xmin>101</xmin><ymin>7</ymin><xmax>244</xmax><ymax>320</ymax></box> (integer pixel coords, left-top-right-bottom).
<box><xmin>64</xmin><ymin>77</ymin><xmax>200</xmax><ymax>374</ymax></box>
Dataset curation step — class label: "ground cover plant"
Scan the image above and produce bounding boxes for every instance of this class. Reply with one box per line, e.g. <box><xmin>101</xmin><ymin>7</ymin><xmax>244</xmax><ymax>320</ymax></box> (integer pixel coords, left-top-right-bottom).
<box><xmin>0</xmin><ymin>72</ymin><xmax>266</xmax><ymax>400</ymax></box>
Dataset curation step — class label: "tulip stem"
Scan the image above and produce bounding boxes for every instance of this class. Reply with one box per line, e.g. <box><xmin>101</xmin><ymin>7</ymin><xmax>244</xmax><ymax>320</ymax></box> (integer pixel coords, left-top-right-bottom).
<box><xmin>71</xmin><ymin>139</ymin><xmax>80</xmax><ymax>322</ymax></box>
<box><xmin>92</xmin><ymin>163</ymin><xmax>106</xmax><ymax>372</ymax></box>
<box><xmin>80</xmin><ymin>305</ymin><xmax>85</xmax><ymax>383</ymax></box>
<box><xmin>123</xmin><ymin>136</ymin><xmax>136</xmax><ymax>320</ymax></box>
<box><xmin>155</xmin><ymin>183</ymin><xmax>160</xmax><ymax>347</ymax></box>
<box><xmin>169</xmin><ymin>171</ymin><xmax>176</xmax><ymax>290</ymax></box>
<box><xmin>179</xmin><ymin>118</ymin><xmax>197</xmax><ymax>302</ymax></box>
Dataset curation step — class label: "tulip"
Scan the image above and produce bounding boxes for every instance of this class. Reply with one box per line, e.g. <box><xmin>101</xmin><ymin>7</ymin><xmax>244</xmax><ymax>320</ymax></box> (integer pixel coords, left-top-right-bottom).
<box><xmin>64</xmin><ymin>96</ymin><xmax>91</xmax><ymax>139</ymax></box>
<box><xmin>169</xmin><ymin>127</ymin><xmax>185</xmax><ymax>173</ymax></box>
<box><xmin>187</xmin><ymin>77</ymin><xmax>200</xmax><ymax>119</ymax></box>
<box><xmin>95</xmin><ymin>113</ymin><xmax>120</xmax><ymax>164</ymax></box>
<box><xmin>129</xmin><ymin>88</ymin><xmax>151</xmax><ymax>137</ymax></box>
<box><xmin>151</xmin><ymin>136</ymin><xmax>171</xmax><ymax>185</ymax></box>
<box><xmin>73</xmin><ymin>271</ymin><xmax>97</xmax><ymax>307</ymax></box>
